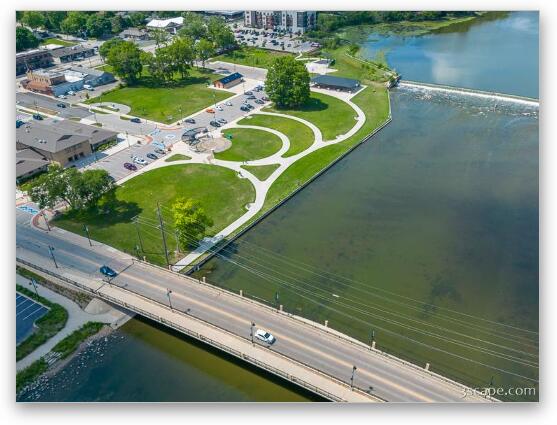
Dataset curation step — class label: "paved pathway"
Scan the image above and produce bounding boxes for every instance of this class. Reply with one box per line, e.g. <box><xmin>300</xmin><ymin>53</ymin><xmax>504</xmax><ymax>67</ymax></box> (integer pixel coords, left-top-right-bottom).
<box><xmin>16</xmin><ymin>274</ymin><xmax>132</xmax><ymax>371</ymax></box>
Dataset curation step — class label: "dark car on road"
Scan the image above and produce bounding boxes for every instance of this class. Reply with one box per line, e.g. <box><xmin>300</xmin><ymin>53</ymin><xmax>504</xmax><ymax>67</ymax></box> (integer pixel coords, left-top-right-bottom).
<box><xmin>244</xmin><ymin>91</ymin><xmax>253</xmax><ymax>95</ymax></box>
<box><xmin>209</xmin><ymin>120</ymin><xmax>221</xmax><ymax>127</ymax></box>
<box><xmin>130</xmin><ymin>117</ymin><xmax>141</xmax><ymax>123</ymax></box>
<box><xmin>146</xmin><ymin>153</ymin><xmax>158</xmax><ymax>160</ymax></box>
<box><xmin>56</xmin><ymin>103</ymin><xmax>66</xmax><ymax>108</ymax></box>
<box><xmin>184</xmin><ymin>118</ymin><xmax>195</xmax><ymax>124</ymax></box>
<box><xmin>32</xmin><ymin>114</ymin><xmax>43</xmax><ymax>120</ymax></box>
<box><xmin>240</xmin><ymin>105</ymin><xmax>250</xmax><ymax>112</ymax></box>
<box><xmin>124</xmin><ymin>162</ymin><xmax>137</xmax><ymax>171</ymax></box>
<box><xmin>154</xmin><ymin>148</ymin><xmax>166</xmax><ymax>155</ymax></box>
<box><xmin>100</xmin><ymin>265</ymin><xmax>117</xmax><ymax>278</ymax></box>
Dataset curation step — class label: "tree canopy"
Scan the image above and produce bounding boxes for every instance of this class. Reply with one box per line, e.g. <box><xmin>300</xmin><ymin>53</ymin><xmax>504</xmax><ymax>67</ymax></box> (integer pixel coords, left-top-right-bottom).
<box><xmin>29</xmin><ymin>166</ymin><xmax>114</xmax><ymax>211</ymax></box>
<box><xmin>265</xmin><ymin>56</ymin><xmax>310</xmax><ymax>108</ymax></box>
<box><xmin>21</xmin><ymin>11</ymin><xmax>46</xmax><ymax>29</ymax></box>
<box><xmin>60</xmin><ymin>11</ymin><xmax>88</xmax><ymax>36</ymax></box>
<box><xmin>172</xmin><ymin>198</ymin><xmax>213</xmax><ymax>249</ymax></box>
<box><xmin>16</xmin><ymin>27</ymin><xmax>39</xmax><ymax>52</ymax></box>
<box><xmin>106</xmin><ymin>41</ymin><xmax>143</xmax><ymax>83</ymax></box>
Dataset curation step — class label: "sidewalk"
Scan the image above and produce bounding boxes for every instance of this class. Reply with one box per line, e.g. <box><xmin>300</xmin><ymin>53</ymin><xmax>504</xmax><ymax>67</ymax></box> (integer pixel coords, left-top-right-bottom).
<box><xmin>16</xmin><ymin>274</ymin><xmax>133</xmax><ymax>371</ymax></box>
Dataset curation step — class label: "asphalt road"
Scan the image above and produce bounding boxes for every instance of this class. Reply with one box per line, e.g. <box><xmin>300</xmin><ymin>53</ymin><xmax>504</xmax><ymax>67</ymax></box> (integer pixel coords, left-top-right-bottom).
<box><xmin>16</xmin><ymin>92</ymin><xmax>92</xmax><ymax>119</ymax></box>
<box><xmin>16</xmin><ymin>208</ymin><xmax>489</xmax><ymax>403</ymax></box>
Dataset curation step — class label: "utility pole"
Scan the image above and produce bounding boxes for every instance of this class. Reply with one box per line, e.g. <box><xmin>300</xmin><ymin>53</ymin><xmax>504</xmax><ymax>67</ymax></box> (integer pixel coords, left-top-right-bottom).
<box><xmin>157</xmin><ymin>202</ymin><xmax>170</xmax><ymax>267</ymax></box>
<box><xmin>48</xmin><ymin>245</ymin><xmax>58</xmax><ymax>268</ymax></box>
<box><xmin>250</xmin><ymin>322</ymin><xmax>256</xmax><ymax>345</ymax></box>
<box><xmin>134</xmin><ymin>220</ymin><xmax>144</xmax><ymax>252</ymax></box>
<box><xmin>41</xmin><ymin>210</ymin><xmax>51</xmax><ymax>231</ymax></box>
<box><xmin>350</xmin><ymin>365</ymin><xmax>357</xmax><ymax>390</ymax></box>
<box><xmin>83</xmin><ymin>225</ymin><xmax>92</xmax><ymax>246</ymax></box>
<box><xmin>370</xmin><ymin>329</ymin><xmax>375</xmax><ymax>349</ymax></box>
<box><xmin>167</xmin><ymin>288</ymin><xmax>173</xmax><ymax>310</ymax></box>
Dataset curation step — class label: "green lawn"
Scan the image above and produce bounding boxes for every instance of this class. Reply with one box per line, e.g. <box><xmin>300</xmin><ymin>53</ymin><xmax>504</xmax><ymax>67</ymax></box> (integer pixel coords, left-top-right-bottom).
<box><xmin>263</xmin><ymin>86</ymin><xmax>389</xmax><ymax>211</ymax></box>
<box><xmin>241</xmin><ymin>164</ymin><xmax>281</xmax><ymax>181</ymax></box>
<box><xmin>165</xmin><ymin>154</ymin><xmax>191</xmax><ymax>162</ymax></box>
<box><xmin>267</xmin><ymin>92</ymin><xmax>357</xmax><ymax>141</ymax></box>
<box><xmin>239</xmin><ymin>114</ymin><xmax>314</xmax><ymax>157</ymax></box>
<box><xmin>85</xmin><ymin>68</ymin><xmax>232</xmax><ymax>124</ymax></box>
<box><xmin>215</xmin><ymin>128</ymin><xmax>283</xmax><ymax>162</ymax></box>
<box><xmin>55</xmin><ymin>164</ymin><xmax>255</xmax><ymax>265</ymax></box>
<box><xmin>39</xmin><ymin>38</ymin><xmax>76</xmax><ymax>47</ymax></box>
<box><xmin>214</xmin><ymin>47</ymin><xmax>293</xmax><ymax>69</ymax></box>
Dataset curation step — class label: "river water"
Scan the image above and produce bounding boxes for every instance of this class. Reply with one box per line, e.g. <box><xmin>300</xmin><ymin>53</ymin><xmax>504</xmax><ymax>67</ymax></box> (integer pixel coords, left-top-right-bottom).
<box><xmin>23</xmin><ymin>12</ymin><xmax>539</xmax><ymax>402</ymax></box>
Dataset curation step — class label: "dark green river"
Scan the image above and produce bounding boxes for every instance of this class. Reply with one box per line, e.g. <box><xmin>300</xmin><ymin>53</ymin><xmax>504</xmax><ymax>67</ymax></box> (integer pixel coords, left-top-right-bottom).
<box><xmin>22</xmin><ymin>11</ymin><xmax>538</xmax><ymax>402</ymax></box>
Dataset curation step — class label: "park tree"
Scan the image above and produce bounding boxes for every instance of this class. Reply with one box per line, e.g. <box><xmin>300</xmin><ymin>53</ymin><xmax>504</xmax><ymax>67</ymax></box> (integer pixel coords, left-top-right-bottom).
<box><xmin>152</xmin><ymin>28</ymin><xmax>169</xmax><ymax>47</ymax></box>
<box><xmin>98</xmin><ymin>37</ymin><xmax>124</xmax><ymax>59</ymax></box>
<box><xmin>172</xmin><ymin>198</ymin><xmax>213</xmax><ymax>249</ymax></box>
<box><xmin>206</xmin><ymin>16</ymin><xmax>235</xmax><ymax>51</ymax></box>
<box><xmin>110</xmin><ymin>15</ymin><xmax>129</xmax><ymax>34</ymax></box>
<box><xmin>265</xmin><ymin>56</ymin><xmax>310</xmax><ymax>108</ymax></box>
<box><xmin>167</xmin><ymin>36</ymin><xmax>195</xmax><ymax>78</ymax></box>
<box><xmin>44</xmin><ymin>11</ymin><xmax>67</xmax><ymax>31</ymax></box>
<box><xmin>143</xmin><ymin>48</ymin><xmax>175</xmax><ymax>83</ymax></box>
<box><xmin>195</xmin><ymin>38</ymin><xmax>215</xmax><ymax>68</ymax></box>
<box><xmin>86</xmin><ymin>13</ymin><xmax>112</xmax><ymax>38</ymax></box>
<box><xmin>16</xmin><ymin>27</ymin><xmax>39</xmax><ymax>52</ymax></box>
<box><xmin>106</xmin><ymin>41</ymin><xmax>143</xmax><ymax>83</ymax></box>
<box><xmin>60</xmin><ymin>11</ymin><xmax>88</xmax><ymax>35</ymax></box>
<box><xmin>28</xmin><ymin>166</ymin><xmax>114</xmax><ymax>211</ymax></box>
<box><xmin>129</xmin><ymin>11</ymin><xmax>147</xmax><ymax>27</ymax></box>
<box><xmin>179</xmin><ymin>12</ymin><xmax>207</xmax><ymax>40</ymax></box>
<box><xmin>21</xmin><ymin>11</ymin><xmax>46</xmax><ymax>29</ymax></box>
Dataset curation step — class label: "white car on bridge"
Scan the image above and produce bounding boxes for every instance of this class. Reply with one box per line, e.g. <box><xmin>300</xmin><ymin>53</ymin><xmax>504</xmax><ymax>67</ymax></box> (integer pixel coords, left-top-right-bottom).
<box><xmin>255</xmin><ymin>329</ymin><xmax>276</xmax><ymax>344</ymax></box>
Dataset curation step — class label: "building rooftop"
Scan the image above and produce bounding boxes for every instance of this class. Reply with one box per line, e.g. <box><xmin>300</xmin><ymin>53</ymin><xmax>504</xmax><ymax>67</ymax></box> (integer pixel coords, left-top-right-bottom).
<box><xmin>50</xmin><ymin>45</ymin><xmax>95</xmax><ymax>58</ymax></box>
<box><xmin>53</xmin><ymin>120</ymin><xmax>118</xmax><ymax>145</ymax></box>
<box><xmin>146</xmin><ymin>17</ymin><xmax>184</xmax><ymax>28</ymax></box>
<box><xmin>120</xmin><ymin>28</ymin><xmax>148</xmax><ymax>36</ymax></box>
<box><xmin>16</xmin><ymin>148</ymin><xmax>49</xmax><ymax>178</ymax></box>
<box><xmin>310</xmin><ymin>75</ymin><xmax>361</xmax><ymax>89</ymax></box>
<box><xmin>17</xmin><ymin>122</ymin><xmax>90</xmax><ymax>153</ymax></box>
<box><xmin>216</xmin><ymin>72</ymin><xmax>243</xmax><ymax>85</ymax></box>
<box><xmin>69</xmin><ymin>65</ymin><xmax>109</xmax><ymax>78</ymax></box>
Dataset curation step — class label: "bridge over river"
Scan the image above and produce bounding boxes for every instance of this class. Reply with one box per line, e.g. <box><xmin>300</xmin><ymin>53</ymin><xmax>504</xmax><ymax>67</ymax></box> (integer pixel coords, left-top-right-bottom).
<box><xmin>16</xmin><ymin>207</ymin><xmax>494</xmax><ymax>403</ymax></box>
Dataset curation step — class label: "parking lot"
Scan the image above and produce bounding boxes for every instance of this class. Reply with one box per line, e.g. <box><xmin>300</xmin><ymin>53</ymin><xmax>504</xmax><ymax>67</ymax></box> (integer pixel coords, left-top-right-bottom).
<box><xmin>233</xmin><ymin>27</ymin><xmax>317</xmax><ymax>53</ymax></box>
<box><xmin>16</xmin><ymin>292</ymin><xmax>48</xmax><ymax>344</ymax></box>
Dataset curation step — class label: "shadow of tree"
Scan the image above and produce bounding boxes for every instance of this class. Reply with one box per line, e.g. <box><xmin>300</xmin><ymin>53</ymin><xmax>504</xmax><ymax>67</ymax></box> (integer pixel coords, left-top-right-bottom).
<box><xmin>274</xmin><ymin>97</ymin><xmax>329</xmax><ymax>113</ymax></box>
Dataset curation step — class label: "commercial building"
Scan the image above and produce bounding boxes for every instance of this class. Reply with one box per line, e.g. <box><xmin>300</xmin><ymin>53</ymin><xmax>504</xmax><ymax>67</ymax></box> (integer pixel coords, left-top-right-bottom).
<box><xmin>16</xmin><ymin>121</ymin><xmax>92</xmax><ymax>167</ymax></box>
<box><xmin>49</xmin><ymin>45</ymin><xmax>96</xmax><ymax>64</ymax></box>
<box><xmin>310</xmin><ymin>75</ymin><xmax>361</xmax><ymax>92</ymax></box>
<box><xmin>213</xmin><ymin>72</ymin><xmax>243</xmax><ymax>89</ymax></box>
<box><xmin>22</xmin><ymin>66</ymin><xmax>115</xmax><ymax>96</ymax></box>
<box><xmin>146</xmin><ymin>17</ymin><xmax>184</xmax><ymax>34</ymax></box>
<box><xmin>16</xmin><ymin>49</ymin><xmax>54</xmax><ymax>75</ymax></box>
<box><xmin>16</xmin><ymin>149</ymin><xmax>50</xmax><ymax>183</ymax></box>
<box><xmin>119</xmin><ymin>28</ymin><xmax>150</xmax><ymax>40</ymax></box>
<box><xmin>68</xmin><ymin>66</ymin><xmax>116</xmax><ymax>87</ymax></box>
<box><xmin>244</xmin><ymin>11</ymin><xmax>317</xmax><ymax>33</ymax></box>
<box><xmin>53</xmin><ymin>120</ymin><xmax>118</xmax><ymax>150</ymax></box>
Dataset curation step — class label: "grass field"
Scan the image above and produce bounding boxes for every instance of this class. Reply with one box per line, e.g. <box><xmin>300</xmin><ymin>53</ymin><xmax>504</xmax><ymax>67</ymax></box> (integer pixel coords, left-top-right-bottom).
<box><xmin>165</xmin><ymin>154</ymin><xmax>191</xmax><ymax>162</ymax></box>
<box><xmin>215</xmin><ymin>128</ymin><xmax>283</xmax><ymax>162</ymax></box>
<box><xmin>86</xmin><ymin>68</ymin><xmax>232</xmax><ymax>124</ymax></box>
<box><xmin>239</xmin><ymin>114</ymin><xmax>314</xmax><ymax>157</ymax></box>
<box><xmin>55</xmin><ymin>164</ymin><xmax>255</xmax><ymax>265</ymax></box>
<box><xmin>267</xmin><ymin>92</ymin><xmax>357</xmax><ymax>141</ymax></box>
<box><xmin>213</xmin><ymin>47</ymin><xmax>293</xmax><ymax>69</ymax></box>
<box><xmin>241</xmin><ymin>164</ymin><xmax>281</xmax><ymax>181</ymax></box>
<box><xmin>263</xmin><ymin>86</ymin><xmax>389</xmax><ymax>212</ymax></box>
<box><xmin>39</xmin><ymin>38</ymin><xmax>76</xmax><ymax>47</ymax></box>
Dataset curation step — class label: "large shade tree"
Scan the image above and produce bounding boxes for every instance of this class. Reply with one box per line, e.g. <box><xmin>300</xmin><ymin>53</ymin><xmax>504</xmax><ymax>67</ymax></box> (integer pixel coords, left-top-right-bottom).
<box><xmin>106</xmin><ymin>41</ymin><xmax>143</xmax><ymax>83</ymax></box>
<box><xmin>265</xmin><ymin>56</ymin><xmax>310</xmax><ymax>108</ymax></box>
<box><xmin>172</xmin><ymin>198</ymin><xmax>213</xmax><ymax>249</ymax></box>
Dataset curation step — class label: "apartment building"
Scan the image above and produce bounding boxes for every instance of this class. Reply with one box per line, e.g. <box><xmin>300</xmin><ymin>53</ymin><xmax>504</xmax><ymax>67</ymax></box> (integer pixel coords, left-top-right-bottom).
<box><xmin>244</xmin><ymin>11</ymin><xmax>316</xmax><ymax>33</ymax></box>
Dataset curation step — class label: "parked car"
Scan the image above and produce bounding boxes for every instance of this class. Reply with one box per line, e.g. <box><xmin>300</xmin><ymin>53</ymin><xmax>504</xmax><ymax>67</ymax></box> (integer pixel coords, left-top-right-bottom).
<box><xmin>244</xmin><ymin>91</ymin><xmax>253</xmax><ymax>95</ymax></box>
<box><xmin>67</xmin><ymin>90</ymin><xmax>75</xmax><ymax>95</ymax></box>
<box><xmin>255</xmin><ymin>329</ymin><xmax>276</xmax><ymax>344</ymax></box>
<box><xmin>240</xmin><ymin>105</ymin><xmax>250</xmax><ymax>112</ymax></box>
<box><xmin>247</xmin><ymin>95</ymin><xmax>256</xmax><ymax>100</ymax></box>
<box><xmin>100</xmin><ymin>265</ymin><xmax>117</xmax><ymax>278</ymax></box>
<box><xmin>124</xmin><ymin>162</ymin><xmax>137</xmax><ymax>171</ymax></box>
<box><xmin>209</xmin><ymin>120</ymin><xmax>221</xmax><ymax>127</ymax></box>
<box><xmin>262</xmin><ymin>96</ymin><xmax>270</xmax><ymax>101</ymax></box>
<box><xmin>154</xmin><ymin>148</ymin><xmax>166</xmax><ymax>155</ymax></box>
<box><xmin>254</xmin><ymin>99</ymin><xmax>264</xmax><ymax>104</ymax></box>
<box><xmin>57</xmin><ymin>94</ymin><xmax>67</xmax><ymax>99</ymax></box>
<box><xmin>56</xmin><ymin>103</ymin><xmax>66</xmax><ymax>108</ymax></box>
<box><xmin>225</xmin><ymin>101</ymin><xmax>233</xmax><ymax>106</ymax></box>
<box><xmin>133</xmin><ymin>157</ymin><xmax>147</xmax><ymax>165</ymax></box>
<box><xmin>217</xmin><ymin>118</ymin><xmax>227</xmax><ymax>124</ymax></box>
<box><xmin>16</xmin><ymin>119</ymin><xmax>24</xmax><ymax>128</ymax></box>
<box><xmin>32</xmin><ymin>114</ymin><xmax>43</xmax><ymax>120</ymax></box>
<box><xmin>206</xmin><ymin>108</ymin><xmax>215</xmax><ymax>113</ymax></box>
<box><xmin>184</xmin><ymin>118</ymin><xmax>196</xmax><ymax>124</ymax></box>
<box><xmin>216</xmin><ymin>105</ymin><xmax>223</xmax><ymax>111</ymax></box>
<box><xmin>146</xmin><ymin>153</ymin><xmax>158</xmax><ymax>160</ymax></box>
<box><xmin>130</xmin><ymin>117</ymin><xmax>141</xmax><ymax>123</ymax></box>
<box><xmin>83</xmin><ymin>84</ymin><xmax>94</xmax><ymax>91</ymax></box>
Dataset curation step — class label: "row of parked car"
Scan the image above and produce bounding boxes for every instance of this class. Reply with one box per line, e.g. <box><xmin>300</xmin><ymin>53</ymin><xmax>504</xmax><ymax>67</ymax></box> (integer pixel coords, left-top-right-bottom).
<box><xmin>123</xmin><ymin>148</ymin><xmax>167</xmax><ymax>171</ymax></box>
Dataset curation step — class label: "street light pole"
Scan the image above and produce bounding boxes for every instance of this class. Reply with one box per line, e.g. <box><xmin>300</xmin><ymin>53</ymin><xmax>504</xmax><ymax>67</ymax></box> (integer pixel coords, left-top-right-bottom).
<box><xmin>83</xmin><ymin>225</ymin><xmax>92</xmax><ymax>246</ymax></box>
<box><xmin>370</xmin><ymin>329</ymin><xmax>375</xmax><ymax>349</ymax></box>
<box><xmin>167</xmin><ymin>288</ymin><xmax>173</xmax><ymax>310</ymax></box>
<box><xmin>250</xmin><ymin>322</ymin><xmax>255</xmax><ymax>345</ymax></box>
<box><xmin>41</xmin><ymin>210</ymin><xmax>51</xmax><ymax>231</ymax></box>
<box><xmin>30</xmin><ymin>278</ymin><xmax>39</xmax><ymax>297</ymax></box>
<box><xmin>350</xmin><ymin>365</ymin><xmax>357</xmax><ymax>390</ymax></box>
<box><xmin>48</xmin><ymin>245</ymin><xmax>58</xmax><ymax>268</ymax></box>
